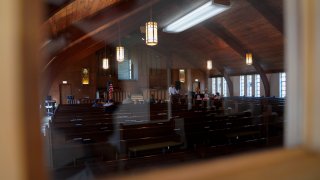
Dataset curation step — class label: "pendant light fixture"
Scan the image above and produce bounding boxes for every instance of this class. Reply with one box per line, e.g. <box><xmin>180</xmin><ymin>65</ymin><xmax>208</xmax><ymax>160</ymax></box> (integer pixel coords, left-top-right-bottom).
<box><xmin>116</xmin><ymin>23</ymin><xmax>124</xmax><ymax>62</ymax></box>
<box><xmin>246</xmin><ymin>52</ymin><xmax>253</xmax><ymax>65</ymax></box>
<box><xmin>116</xmin><ymin>46</ymin><xmax>124</xmax><ymax>62</ymax></box>
<box><xmin>146</xmin><ymin>2</ymin><xmax>158</xmax><ymax>46</ymax></box>
<box><xmin>102</xmin><ymin>58</ymin><xmax>109</xmax><ymax>69</ymax></box>
<box><xmin>102</xmin><ymin>41</ymin><xmax>109</xmax><ymax>70</ymax></box>
<box><xmin>207</xmin><ymin>60</ymin><xmax>213</xmax><ymax>70</ymax></box>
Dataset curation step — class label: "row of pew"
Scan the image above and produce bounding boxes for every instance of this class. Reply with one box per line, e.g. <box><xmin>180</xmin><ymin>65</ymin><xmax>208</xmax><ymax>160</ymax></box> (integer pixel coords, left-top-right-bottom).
<box><xmin>224</xmin><ymin>96</ymin><xmax>285</xmax><ymax>116</ymax></box>
<box><xmin>48</xmin><ymin>104</ymin><xmax>186</xmax><ymax>168</ymax></box>
<box><xmin>48</xmin><ymin>98</ymin><xmax>284</xmax><ymax>178</ymax></box>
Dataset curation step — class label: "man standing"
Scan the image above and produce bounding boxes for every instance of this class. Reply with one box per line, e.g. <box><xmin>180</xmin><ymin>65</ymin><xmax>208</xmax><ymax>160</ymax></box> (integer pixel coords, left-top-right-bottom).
<box><xmin>168</xmin><ymin>84</ymin><xmax>178</xmax><ymax>95</ymax></box>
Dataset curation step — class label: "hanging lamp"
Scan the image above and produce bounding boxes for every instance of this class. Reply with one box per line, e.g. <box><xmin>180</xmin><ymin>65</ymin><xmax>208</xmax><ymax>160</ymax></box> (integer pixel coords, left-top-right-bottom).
<box><xmin>116</xmin><ymin>24</ymin><xmax>124</xmax><ymax>62</ymax></box>
<box><xmin>246</xmin><ymin>52</ymin><xmax>253</xmax><ymax>65</ymax></box>
<box><xmin>116</xmin><ymin>46</ymin><xmax>124</xmax><ymax>62</ymax></box>
<box><xmin>145</xmin><ymin>3</ymin><xmax>158</xmax><ymax>46</ymax></box>
<box><xmin>102</xmin><ymin>41</ymin><xmax>109</xmax><ymax>69</ymax></box>
<box><xmin>207</xmin><ymin>60</ymin><xmax>213</xmax><ymax>70</ymax></box>
<box><xmin>102</xmin><ymin>58</ymin><xmax>109</xmax><ymax>70</ymax></box>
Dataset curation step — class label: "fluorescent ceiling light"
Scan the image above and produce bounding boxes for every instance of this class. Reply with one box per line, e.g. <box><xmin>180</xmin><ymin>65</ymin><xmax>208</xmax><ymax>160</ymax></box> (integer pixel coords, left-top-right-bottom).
<box><xmin>163</xmin><ymin>1</ymin><xmax>229</xmax><ymax>33</ymax></box>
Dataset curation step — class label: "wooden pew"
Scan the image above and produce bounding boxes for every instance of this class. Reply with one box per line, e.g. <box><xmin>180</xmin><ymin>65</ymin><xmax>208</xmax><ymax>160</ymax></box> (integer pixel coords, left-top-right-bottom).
<box><xmin>183</xmin><ymin>112</ymin><xmax>268</xmax><ymax>150</ymax></box>
<box><xmin>119</xmin><ymin>120</ymin><xmax>182</xmax><ymax>158</ymax></box>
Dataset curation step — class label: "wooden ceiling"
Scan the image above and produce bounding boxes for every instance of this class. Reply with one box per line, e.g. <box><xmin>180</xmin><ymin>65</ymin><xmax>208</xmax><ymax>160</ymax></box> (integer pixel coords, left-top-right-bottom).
<box><xmin>43</xmin><ymin>0</ymin><xmax>284</xmax><ymax>76</ymax></box>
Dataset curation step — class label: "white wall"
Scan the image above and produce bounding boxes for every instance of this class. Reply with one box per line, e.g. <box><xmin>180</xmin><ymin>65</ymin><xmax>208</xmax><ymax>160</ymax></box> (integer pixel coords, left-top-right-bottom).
<box><xmin>268</xmin><ymin>73</ymin><xmax>280</xmax><ymax>97</ymax></box>
<box><xmin>231</xmin><ymin>76</ymin><xmax>240</xmax><ymax>96</ymax></box>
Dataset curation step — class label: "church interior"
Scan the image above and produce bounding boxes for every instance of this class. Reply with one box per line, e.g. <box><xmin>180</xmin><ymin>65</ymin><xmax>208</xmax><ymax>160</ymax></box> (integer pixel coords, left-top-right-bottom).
<box><xmin>1</xmin><ymin>0</ymin><xmax>320</xmax><ymax>180</ymax></box>
<box><xmin>42</xmin><ymin>0</ymin><xmax>286</xmax><ymax>179</ymax></box>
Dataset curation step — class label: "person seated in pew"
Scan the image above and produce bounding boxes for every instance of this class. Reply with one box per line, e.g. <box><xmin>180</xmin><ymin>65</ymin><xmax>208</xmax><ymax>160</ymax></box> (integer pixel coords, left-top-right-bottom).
<box><xmin>104</xmin><ymin>99</ymin><xmax>116</xmax><ymax>113</ymax></box>
<box><xmin>203</xmin><ymin>88</ymin><xmax>210</xmax><ymax>100</ymax></box>
<box><xmin>195</xmin><ymin>91</ymin><xmax>204</xmax><ymax>100</ymax></box>
<box><xmin>149</xmin><ymin>94</ymin><xmax>156</xmax><ymax>104</ymax></box>
<box><xmin>214</xmin><ymin>92</ymin><xmax>221</xmax><ymax>100</ymax></box>
<box><xmin>196</xmin><ymin>94</ymin><xmax>202</xmax><ymax>100</ymax></box>
<box><xmin>103</xmin><ymin>99</ymin><xmax>114</xmax><ymax>106</ymax></box>
<box><xmin>214</xmin><ymin>92</ymin><xmax>222</xmax><ymax>109</ymax></box>
<box><xmin>193</xmin><ymin>88</ymin><xmax>202</xmax><ymax>110</ymax></box>
<box><xmin>92</xmin><ymin>99</ymin><xmax>103</xmax><ymax>107</ymax></box>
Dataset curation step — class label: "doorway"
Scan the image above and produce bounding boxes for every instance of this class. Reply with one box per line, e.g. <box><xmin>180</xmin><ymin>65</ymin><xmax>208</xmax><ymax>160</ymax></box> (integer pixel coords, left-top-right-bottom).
<box><xmin>59</xmin><ymin>84</ymin><xmax>72</xmax><ymax>104</ymax></box>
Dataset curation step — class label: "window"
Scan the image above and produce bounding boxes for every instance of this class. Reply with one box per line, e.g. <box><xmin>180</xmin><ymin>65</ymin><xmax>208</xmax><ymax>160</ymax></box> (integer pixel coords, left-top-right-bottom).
<box><xmin>217</xmin><ymin>77</ymin><xmax>222</xmax><ymax>94</ymax></box>
<box><xmin>223</xmin><ymin>78</ymin><xmax>227</xmax><ymax>97</ymax></box>
<box><xmin>280</xmin><ymin>72</ymin><xmax>286</xmax><ymax>98</ymax></box>
<box><xmin>118</xmin><ymin>59</ymin><xmax>133</xmax><ymax>80</ymax></box>
<box><xmin>212</xmin><ymin>77</ymin><xmax>227</xmax><ymax>95</ymax></box>
<box><xmin>212</xmin><ymin>78</ymin><xmax>216</xmax><ymax>94</ymax></box>
<box><xmin>247</xmin><ymin>75</ymin><xmax>252</xmax><ymax>97</ymax></box>
<box><xmin>255</xmin><ymin>74</ymin><xmax>261</xmax><ymax>97</ymax></box>
<box><xmin>240</xmin><ymin>75</ymin><xmax>245</xmax><ymax>96</ymax></box>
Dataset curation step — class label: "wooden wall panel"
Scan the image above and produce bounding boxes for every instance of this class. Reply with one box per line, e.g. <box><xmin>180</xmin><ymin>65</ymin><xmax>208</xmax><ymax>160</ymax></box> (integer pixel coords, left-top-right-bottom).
<box><xmin>48</xmin><ymin>54</ymin><xmax>97</xmax><ymax>104</ymax></box>
<box><xmin>46</xmin><ymin>43</ymin><xmax>211</xmax><ymax>103</ymax></box>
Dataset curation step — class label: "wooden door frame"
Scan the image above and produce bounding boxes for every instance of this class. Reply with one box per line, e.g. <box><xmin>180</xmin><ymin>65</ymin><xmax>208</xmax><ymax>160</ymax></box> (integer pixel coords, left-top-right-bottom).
<box><xmin>59</xmin><ymin>84</ymin><xmax>72</xmax><ymax>104</ymax></box>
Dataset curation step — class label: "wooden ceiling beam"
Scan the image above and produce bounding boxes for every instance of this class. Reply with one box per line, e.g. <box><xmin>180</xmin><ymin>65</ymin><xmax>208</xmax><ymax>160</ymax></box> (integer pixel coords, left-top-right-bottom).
<box><xmin>247</xmin><ymin>0</ymin><xmax>283</xmax><ymax>34</ymax></box>
<box><xmin>214</xmin><ymin>0</ymin><xmax>231</xmax><ymax>6</ymax></box>
<box><xmin>44</xmin><ymin>0</ymin><xmax>122</xmax><ymax>38</ymax></box>
<box><xmin>203</xmin><ymin>22</ymin><xmax>270</xmax><ymax>97</ymax></box>
<box><xmin>45</xmin><ymin>0</ymin><xmax>75</xmax><ymax>18</ymax></box>
<box><xmin>212</xmin><ymin>62</ymin><xmax>234</xmax><ymax>96</ymax></box>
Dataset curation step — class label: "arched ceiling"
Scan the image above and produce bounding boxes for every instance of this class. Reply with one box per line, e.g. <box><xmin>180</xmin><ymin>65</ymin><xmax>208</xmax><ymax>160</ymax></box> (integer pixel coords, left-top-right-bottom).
<box><xmin>43</xmin><ymin>0</ymin><xmax>284</xmax><ymax>76</ymax></box>
<box><xmin>44</xmin><ymin>0</ymin><xmax>122</xmax><ymax>37</ymax></box>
